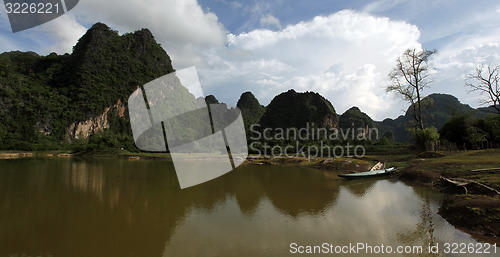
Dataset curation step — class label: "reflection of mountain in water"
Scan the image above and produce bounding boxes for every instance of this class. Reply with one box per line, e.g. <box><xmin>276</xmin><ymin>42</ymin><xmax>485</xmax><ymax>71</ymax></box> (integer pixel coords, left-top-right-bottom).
<box><xmin>0</xmin><ymin>159</ymin><xmax>339</xmax><ymax>257</ymax></box>
<box><xmin>256</xmin><ymin>165</ymin><xmax>339</xmax><ymax>217</ymax></box>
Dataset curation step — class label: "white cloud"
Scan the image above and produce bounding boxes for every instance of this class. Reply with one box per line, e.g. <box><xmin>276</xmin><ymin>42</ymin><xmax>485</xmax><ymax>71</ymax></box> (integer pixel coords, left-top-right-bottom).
<box><xmin>35</xmin><ymin>15</ymin><xmax>87</xmax><ymax>54</ymax></box>
<box><xmin>200</xmin><ymin>10</ymin><xmax>421</xmax><ymax>120</ymax></box>
<box><xmin>259</xmin><ymin>14</ymin><xmax>282</xmax><ymax>30</ymax></box>
<box><xmin>0</xmin><ymin>9</ymin><xmax>86</xmax><ymax>54</ymax></box>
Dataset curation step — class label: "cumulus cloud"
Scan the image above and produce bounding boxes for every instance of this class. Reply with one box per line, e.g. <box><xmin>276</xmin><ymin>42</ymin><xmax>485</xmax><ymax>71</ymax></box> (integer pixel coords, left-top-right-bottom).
<box><xmin>199</xmin><ymin>10</ymin><xmax>421</xmax><ymax>120</ymax></box>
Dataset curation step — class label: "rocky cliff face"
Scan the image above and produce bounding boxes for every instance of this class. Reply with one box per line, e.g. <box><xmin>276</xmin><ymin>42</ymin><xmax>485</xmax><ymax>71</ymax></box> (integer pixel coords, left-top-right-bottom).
<box><xmin>67</xmin><ymin>99</ymin><xmax>126</xmax><ymax>140</ymax></box>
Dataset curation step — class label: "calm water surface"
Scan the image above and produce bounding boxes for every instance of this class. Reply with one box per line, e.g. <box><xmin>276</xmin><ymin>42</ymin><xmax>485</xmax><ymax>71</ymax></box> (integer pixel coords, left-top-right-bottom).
<box><xmin>0</xmin><ymin>158</ymin><xmax>497</xmax><ymax>257</ymax></box>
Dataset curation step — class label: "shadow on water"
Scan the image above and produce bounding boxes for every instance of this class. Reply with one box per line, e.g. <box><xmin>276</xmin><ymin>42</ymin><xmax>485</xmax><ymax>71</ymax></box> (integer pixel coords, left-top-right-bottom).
<box><xmin>0</xmin><ymin>159</ymin><xmax>493</xmax><ymax>257</ymax></box>
<box><xmin>338</xmin><ymin>177</ymin><xmax>381</xmax><ymax>197</ymax></box>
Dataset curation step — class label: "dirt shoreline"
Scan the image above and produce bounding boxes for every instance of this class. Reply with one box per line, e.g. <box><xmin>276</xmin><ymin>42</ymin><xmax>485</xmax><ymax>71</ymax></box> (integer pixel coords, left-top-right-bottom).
<box><xmin>2</xmin><ymin>150</ymin><xmax>499</xmax><ymax>241</ymax></box>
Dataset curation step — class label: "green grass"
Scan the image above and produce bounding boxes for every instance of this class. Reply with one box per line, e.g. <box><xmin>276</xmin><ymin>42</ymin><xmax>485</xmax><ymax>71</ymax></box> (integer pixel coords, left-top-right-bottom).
<box><xmin>390</xmin><ymin>149</ymin><xmax>500</xmax><ymax>189</ymax></box>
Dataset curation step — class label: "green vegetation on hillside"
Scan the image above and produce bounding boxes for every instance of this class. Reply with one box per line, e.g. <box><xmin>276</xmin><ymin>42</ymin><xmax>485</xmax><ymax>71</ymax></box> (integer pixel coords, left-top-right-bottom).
<box><xmin>0</xmin><ymin>23</ymin><xmax>174</xmax><ymax>151</ymax></box>
<box><xmin>339</xmin><ymin>107</ymin><xmax>374</xmax><ymax>129</ymax></box>
<box><xmin>379</xmin><ymin>94</ymin><xmax>482</xmax><ymax>143</ymax></box>
<box><xmin>259</xmin><ymin>89</ymin><xmax>337</xmax><ymax>129</ymax></box>
<box><xmin>236</xmin><ymin>91</ymin><xmax>265</xmax><ymax>137</ymax></box>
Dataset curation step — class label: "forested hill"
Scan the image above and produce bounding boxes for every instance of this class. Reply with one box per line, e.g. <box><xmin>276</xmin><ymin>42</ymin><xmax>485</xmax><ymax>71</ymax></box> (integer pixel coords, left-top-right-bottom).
<box><xmin>0</xmin><ymin>22</ymin><xmax>174</xmax><ymax>150</ymax></box>
<box><xmin>259</xmin><ymin>89</ymin><xmax>338</xmax><ymax>130</ymax></box>
<box><xmin>377</xmin><ymin>94</ymin><xmax>488</xmax><ymax>142</ymax></box>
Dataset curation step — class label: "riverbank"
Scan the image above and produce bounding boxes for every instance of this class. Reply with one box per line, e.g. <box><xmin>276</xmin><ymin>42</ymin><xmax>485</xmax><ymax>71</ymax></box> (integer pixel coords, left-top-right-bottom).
<box><xmin>0</xmin><ymin>149</ymin><xmax>172</xmax><ymax>160</ymax></box>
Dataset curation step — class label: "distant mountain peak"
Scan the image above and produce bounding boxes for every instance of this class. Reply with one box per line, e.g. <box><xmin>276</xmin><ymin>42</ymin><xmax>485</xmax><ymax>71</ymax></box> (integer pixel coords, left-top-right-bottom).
<box><xmin>205</xmin><ymin>95</ymin><xmax>219</xmax><ymax>105</ymax></box>
<box><xmin>72</xmin><ymin>23</ymin><xmax>159</xmax><ymax>60</ymax></box>
<box><xmin>237</xmin><ymin>91</ymin><xmax>262</xmax><ymax>110</ymax></box>
<box><xmin>344</xmin><ymin>106</ymin><xmax>361</xmax><ymax>113</ymax></box>
<box><xmin>339</xmin><ymin>106</ymin><xmax>373</xmax><ymax>129</ymax></box>
<box><xmin>89</xmin><ymin>22</ymin><xmax>111</xmax><ymax>31</ymax></box>
<box><xmin>380</xmin><ymin>93</ymin><xmax>478</xmax><ymax>143</ymax></box>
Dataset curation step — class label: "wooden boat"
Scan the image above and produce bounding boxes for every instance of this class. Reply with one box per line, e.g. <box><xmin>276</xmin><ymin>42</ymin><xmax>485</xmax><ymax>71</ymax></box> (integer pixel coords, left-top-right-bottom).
<box><xmin>338</xmin><ymin>162</ymin><xmax>398</xmax><ymax>179</ymax></box>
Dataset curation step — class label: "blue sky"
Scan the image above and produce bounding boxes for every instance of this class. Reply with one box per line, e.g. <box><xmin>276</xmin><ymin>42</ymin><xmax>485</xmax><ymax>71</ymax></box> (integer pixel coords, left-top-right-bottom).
<box><xmin>1</xmin><ymin>0</ymin><xmax>499</xmax><ymax>120</ymax></box>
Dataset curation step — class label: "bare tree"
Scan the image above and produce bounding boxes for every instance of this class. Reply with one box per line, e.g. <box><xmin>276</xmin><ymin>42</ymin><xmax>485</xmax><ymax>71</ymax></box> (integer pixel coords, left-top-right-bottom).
<box><xmin>465</xmin><ymin>63</ymin><xmax>500</xmax><ymax>114</ymax></box>
<box><xmin>387</xmin><ymin>48</ymin><xmax>436</xmax><ymax>130</ymax></box>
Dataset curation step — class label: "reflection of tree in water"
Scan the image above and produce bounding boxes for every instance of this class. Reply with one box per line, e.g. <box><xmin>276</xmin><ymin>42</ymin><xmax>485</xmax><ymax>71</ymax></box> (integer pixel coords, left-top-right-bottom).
<box><xmin>396</xmin><ymin>188</ymin><xmax>440</xmax><ymax>257</ymax></box>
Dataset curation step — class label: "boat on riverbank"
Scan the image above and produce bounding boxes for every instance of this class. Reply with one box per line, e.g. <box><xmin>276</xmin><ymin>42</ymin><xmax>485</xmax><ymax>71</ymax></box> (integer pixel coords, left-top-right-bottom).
<box><xmin>338</xmin><ymin>162</ymin><xmax>398</xmax><ymax>179</ymax></box>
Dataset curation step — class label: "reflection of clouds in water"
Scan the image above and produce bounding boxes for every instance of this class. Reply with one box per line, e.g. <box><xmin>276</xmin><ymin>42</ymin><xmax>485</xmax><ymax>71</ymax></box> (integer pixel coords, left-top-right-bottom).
<box><xmin>327</xmin><ymin>181</ymin><xmax>422</xmax><ymax>243</ymax></box>
<box><xmin>163</xmin><ymin>180</ymin><xmax>483</xmax><ymax>257</ymax></box>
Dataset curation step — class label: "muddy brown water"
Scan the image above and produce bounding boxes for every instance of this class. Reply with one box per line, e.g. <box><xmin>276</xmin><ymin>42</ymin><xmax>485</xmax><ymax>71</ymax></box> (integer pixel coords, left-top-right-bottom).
<box><xmin>0</xmin><ymin>158</ymin><xmax>498</xmax><ymax>256</ymax></box>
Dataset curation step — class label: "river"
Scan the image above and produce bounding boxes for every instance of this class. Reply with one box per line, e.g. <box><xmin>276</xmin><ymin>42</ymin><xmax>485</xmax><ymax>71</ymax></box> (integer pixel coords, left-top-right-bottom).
<box><xmin>0</xmin><ymin>158</ymin><xmax>497</xmax><ymax>256</ymax></box>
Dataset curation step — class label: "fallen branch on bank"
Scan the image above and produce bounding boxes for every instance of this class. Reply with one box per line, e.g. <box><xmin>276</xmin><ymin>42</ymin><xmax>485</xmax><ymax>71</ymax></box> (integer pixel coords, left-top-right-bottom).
<box><xmin>440</xmin><ymin>177</ymin><xmax>500</xmax><ymax>196</ymax></box>
<box><xmin>470</xmin><ymin>167</ymin><xmax>500</xmax><ymax>172</ymax></box>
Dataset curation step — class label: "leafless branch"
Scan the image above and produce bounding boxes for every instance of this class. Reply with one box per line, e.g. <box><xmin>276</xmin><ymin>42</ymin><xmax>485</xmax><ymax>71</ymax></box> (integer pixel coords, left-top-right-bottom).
<box><xmin>465</xmin><ymin>63</ymin><xmax>500</xmax><ymax>114</ymax></box>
